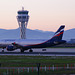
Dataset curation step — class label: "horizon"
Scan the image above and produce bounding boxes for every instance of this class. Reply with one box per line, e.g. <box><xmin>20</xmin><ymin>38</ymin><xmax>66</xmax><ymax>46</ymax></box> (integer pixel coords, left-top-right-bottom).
<box><xmin>0</xmin><ymin>26</ymin><xmax>74</xmax><ymax>40</ymax></box>
<box><xmin>0</xmin><ymin>0</ymin><xmax>75</xmax><ymax>31</ymax></box>
<box><xmin>0</xmin><ymin>26</ymin><xmax>74</xmax><ymax>32</ymax></box>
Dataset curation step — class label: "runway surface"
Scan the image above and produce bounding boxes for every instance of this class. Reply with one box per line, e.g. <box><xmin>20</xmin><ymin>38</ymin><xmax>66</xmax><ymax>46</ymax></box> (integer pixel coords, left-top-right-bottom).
<box><xmin>0</xmin><ymin>48</ymin><xmax>75</xmax><ymax>56</ymax></box>
<box><xmin>1</xmin><ymin>52</ymin><xmax>75</xmax><ymax>56</ymax></box>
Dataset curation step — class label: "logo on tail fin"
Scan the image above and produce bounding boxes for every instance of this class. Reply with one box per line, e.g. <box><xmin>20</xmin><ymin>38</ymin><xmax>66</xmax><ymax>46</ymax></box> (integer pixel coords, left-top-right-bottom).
<box><xmin>50</xmin><ymin>25</ymin><xmax>65</xmax><ymax>41</ymax></box>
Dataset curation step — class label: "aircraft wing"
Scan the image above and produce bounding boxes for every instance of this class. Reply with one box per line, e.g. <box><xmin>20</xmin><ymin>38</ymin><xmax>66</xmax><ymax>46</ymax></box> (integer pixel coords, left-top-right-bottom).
<box><xmin>12</xmin><ymin>42</ymin><xmax>24</xmax><ymax>48</ymax></box>
<box><xmin>11</xmin><ymin>42</ymin><xmax>29</xmax><ymax>52</ymax></box>
<box><xmin>0</xmin><ymin>44</ymin><xmax>10</xmax><ymax>48</ymax></box>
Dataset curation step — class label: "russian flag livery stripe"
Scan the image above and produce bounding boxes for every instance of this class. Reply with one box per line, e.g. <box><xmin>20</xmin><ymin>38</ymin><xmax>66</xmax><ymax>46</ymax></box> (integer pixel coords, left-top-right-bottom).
<box><xmin>49</xmin><ymin>25</ymin><xmax>65</xmax><ymax>41</ymax></box>
<box><xmin>54</xmin><ymin>25</ymin><xmax>65</xmax><ymax>35</ymax></box>
<box><xmin>54</xmin><ymin>32</ymin><xmax>63</xmax><ymax>37</ymax></box>
<box><xmin>54</xmin><ymin>28</ymin><xmax>64</xmax><ymax>36</ymax></box>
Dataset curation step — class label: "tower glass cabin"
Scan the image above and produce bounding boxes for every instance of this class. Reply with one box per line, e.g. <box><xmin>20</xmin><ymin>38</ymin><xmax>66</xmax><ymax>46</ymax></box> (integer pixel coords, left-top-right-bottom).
<box><xmin>17</xmin><ymin>8</ymin><xmax>29</xmax><ymax>39</ymax></box>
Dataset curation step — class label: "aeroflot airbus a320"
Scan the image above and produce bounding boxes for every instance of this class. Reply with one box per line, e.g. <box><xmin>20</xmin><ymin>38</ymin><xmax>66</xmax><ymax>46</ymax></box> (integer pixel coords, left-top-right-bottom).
<box><xmin>6</xmin><ymin>25</ymin><xmax>66</xmax><ymax>52</ymax></box>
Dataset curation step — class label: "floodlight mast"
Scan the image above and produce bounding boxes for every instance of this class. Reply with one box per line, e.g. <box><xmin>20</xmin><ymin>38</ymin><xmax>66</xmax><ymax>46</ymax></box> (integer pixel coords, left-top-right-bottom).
<box><xmin>17</xmin><ymin>7</ymin><xmax>29</xmax><ymax>39</ymax></box>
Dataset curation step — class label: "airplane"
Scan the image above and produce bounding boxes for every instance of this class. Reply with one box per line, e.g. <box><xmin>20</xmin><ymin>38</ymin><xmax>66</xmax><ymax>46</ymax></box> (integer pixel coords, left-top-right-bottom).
<box><xmin>6</xmin><ymin>25</ymin><xmax>66</xmax><ymax>52</ymax></box>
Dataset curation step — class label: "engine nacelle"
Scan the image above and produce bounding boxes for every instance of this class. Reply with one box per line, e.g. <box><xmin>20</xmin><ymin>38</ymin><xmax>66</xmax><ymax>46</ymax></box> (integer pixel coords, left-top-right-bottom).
<box><xmin>6</xmin><ymin>45</ymin><xmax>16</xmax><ymax>51</ymax></box>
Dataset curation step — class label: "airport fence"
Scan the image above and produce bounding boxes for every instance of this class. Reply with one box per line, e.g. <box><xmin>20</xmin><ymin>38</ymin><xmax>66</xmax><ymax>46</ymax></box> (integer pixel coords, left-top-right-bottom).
<box><xmin>0</xmin><ymin>63</ymin><xmax>75</xmax><ymax>75</ymax></box>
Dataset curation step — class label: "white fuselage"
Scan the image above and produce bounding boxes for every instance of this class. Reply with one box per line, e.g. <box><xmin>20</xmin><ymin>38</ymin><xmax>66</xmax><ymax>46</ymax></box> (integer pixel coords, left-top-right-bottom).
<box><xmin>0</xmin><ymin>39</ymin><xmax>47</xmax><ymax>46</ymax></box>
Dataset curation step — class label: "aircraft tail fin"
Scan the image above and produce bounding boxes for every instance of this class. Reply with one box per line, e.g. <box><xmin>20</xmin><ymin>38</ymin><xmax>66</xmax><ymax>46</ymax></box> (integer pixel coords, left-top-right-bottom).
<box><xmin>50</xmin><ymin>25</ymin><xmax>65</xmax><ymax>41</ymax></box>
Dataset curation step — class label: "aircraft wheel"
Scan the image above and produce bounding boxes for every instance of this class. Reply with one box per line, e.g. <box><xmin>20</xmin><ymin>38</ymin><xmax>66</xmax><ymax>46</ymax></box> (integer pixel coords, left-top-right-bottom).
<box><xmin>2</xmin><ymin>49</ymin><xmax>4</xmax><ymax>52</ymax></box>
<box><xmin>29</xmin><ymin>49</ymin><xmax>33</xmax><ymax>52</ymax></box>
<box><xmin>42</xmin><ymin>49</ymin><xmax>46</xmax><ymax>51</ymax></box>
<box><xmin>21</xmin><ymin>49</ymin><xmax>24</xmax><ymax>52</ymax></box>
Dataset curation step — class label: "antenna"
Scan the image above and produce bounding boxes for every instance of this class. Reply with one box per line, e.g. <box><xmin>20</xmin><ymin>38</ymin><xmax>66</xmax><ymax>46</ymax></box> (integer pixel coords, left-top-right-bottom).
<box><xmin>22</xmin><ymin>7</ymin><xmax>24</xmax><ymax>10</ymax></box>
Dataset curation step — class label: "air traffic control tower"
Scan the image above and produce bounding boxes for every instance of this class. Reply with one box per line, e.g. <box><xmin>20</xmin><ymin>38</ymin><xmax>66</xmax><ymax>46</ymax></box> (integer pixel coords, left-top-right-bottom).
<box><xmin>17</xmin><ymin>7</ymin><xmax>29</xmax><ymax>39</ymax></box>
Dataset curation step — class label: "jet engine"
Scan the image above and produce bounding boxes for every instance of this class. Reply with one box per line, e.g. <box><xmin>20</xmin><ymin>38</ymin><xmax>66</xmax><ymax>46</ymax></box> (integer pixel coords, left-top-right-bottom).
<box><xmin>6</xmin><ymin>45</ymin><xmax>16</xmax><ymax>51</ymax></box>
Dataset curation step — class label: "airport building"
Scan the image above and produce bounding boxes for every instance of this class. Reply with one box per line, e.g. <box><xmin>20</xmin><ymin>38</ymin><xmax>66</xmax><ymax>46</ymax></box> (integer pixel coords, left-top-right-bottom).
<box><xmin>17</xmin><ymin>7</ymin><xmax>29</xmax><ymax>39</ymax></box>
<box><xmin>68</xmin><ymin>39</ymin><xmax>75</xmax><ymax>43</ymax></box>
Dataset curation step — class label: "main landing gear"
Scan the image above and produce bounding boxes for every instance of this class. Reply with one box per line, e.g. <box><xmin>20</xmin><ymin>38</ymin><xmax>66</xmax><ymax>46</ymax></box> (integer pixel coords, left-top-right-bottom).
<box><xmin>2</xmin><ymin>48</ymin><xmax>4</xmax><ymax>52</ymax></box>
<box><xmin>29</xmin><ymin>49</ymin><xmax>33</xmax><ymax>52</ymax></box>
<box><xmin>20</xmin><ymin>49</ymin><xmax>24</xmax><ymax>53</ymax></box>
<box><xmin>20</xmin><ymin>48</ymin><xmax>46</xmax><ymax>52</ymax></box>
<box><xmin>20</xmin><ymin>49</ymin><xmax>33</xmax><ymax>52</ymax></box>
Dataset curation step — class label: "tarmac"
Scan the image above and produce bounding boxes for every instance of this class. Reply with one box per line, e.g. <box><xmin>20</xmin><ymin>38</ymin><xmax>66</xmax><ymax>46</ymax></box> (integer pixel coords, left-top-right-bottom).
<box><xmin>0</xmin><ymin>48</ymin><xmax>75</xmax><ymax>56</ymax></box>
